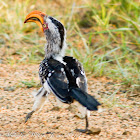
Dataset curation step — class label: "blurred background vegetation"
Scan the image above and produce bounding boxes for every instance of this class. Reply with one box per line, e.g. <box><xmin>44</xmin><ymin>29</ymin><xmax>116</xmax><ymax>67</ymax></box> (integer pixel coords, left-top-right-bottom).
<box><xmin>0</xmin><ymin>0</ymin><xmax>140</xmax><ymax>94</ymax></box>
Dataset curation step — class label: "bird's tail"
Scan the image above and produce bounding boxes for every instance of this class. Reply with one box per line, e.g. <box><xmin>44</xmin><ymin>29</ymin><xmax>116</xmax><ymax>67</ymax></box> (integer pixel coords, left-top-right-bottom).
<box><xmin>70</xmin><ymin>87</ymin><xmax>101</xmax><ymax>111</ymax></box>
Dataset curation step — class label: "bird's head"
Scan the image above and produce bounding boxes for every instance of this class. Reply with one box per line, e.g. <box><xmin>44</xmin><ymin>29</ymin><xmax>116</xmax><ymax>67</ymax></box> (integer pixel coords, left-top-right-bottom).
<box><xmin>24</xmin><ymin>10</ymin><xmax>47</xmax><ymax>32</ymax></box>
<box><xmin>24</xmin><ymin>10</ymin><xmax>66</xmax><ymax>58</ymax></box>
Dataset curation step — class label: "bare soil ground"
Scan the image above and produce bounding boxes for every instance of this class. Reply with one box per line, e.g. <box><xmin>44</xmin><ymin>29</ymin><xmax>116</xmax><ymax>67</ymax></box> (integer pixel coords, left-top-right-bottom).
<box><xmin>0</xmin><ymin>63</ymin><xmax>139</xmax><ymax>140</ymax></box>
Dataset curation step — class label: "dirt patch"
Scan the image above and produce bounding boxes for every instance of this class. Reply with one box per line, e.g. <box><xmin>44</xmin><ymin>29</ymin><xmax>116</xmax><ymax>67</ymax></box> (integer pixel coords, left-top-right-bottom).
<box><xmin>0</xmin><ymin>63</ymin><xmax>139</xmax><ymax>139</ymax></box>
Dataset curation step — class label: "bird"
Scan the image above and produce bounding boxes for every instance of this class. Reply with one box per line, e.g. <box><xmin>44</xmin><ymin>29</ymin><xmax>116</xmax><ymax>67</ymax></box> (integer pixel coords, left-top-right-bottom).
<box><xmin>24</xmin><ymin>10</ymin><xmax>100</xmax><ymax>133</ymax></box>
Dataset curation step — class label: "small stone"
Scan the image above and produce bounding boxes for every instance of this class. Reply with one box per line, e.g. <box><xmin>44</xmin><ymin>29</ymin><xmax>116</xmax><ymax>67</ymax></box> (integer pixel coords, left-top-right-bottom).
<box><xmin>4</xmin><ymin>86</ymin><xmax>15</xmax><ymax>91</ymax></box>
<box><xmin>120</xmin><ymin>90</ymin><xmax>127</xmax><ymax>93</ymax></box>
<box><xmin>86</xmin><ymin>127</ymin><xmax>101</xmax><ymax>135</ymax></box>
<box><xmin>55</xmin><ymin>126</ymin><xmax>59</xmax><ymax>129</ymax></box>
<box><xmin>106</xmin><ymin>82</ymin><xmax>114</xmax><ymax>85</ymax></box>
<box><xmin>56</xmin><ymin>116</ymin><xmax>61</xmax><ymax>120</ymax></box>
<box><xmin>122</xmin><ymin>131</ymin><xmax>132</xmax><ymax>135</ymax></box>
<box><xmin>51</xmin><ymin>106</ymin><xmax>60</xmax><ymax>111</ymax></box>
<box><xmin>46</xmin><ymin>132</ymin><xmax>53</xmax><ymax>134</ymax></box>
<box><xmin>74</xmin><ymin>114</ymin><xmax>85</xmax><ymax>119</ymax></box>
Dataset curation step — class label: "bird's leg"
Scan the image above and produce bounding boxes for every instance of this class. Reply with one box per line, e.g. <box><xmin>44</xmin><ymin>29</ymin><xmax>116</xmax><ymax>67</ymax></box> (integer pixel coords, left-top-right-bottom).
<box><xmin>85</xmin><ymin>114</ymin><xmax>89</xmax><ymax>129</ymax></box>
<box><xmin>25</xmin><ymin>87</ymin><xmax>49</xmax><ymax>123</ymax></box>
<box><xmin>25</xmin><ymin>110</ymin><xmax>35</xmax><ymax>123</ymax></box>
<box><xmin>76</xmin><ymin>114</ymin><xmax>89</xmax><ymax>133</ymax></box>
<box><xmin>76</xmin><ymin>109</ymin><xmax>90</xmax><ymax>133</ymax></box>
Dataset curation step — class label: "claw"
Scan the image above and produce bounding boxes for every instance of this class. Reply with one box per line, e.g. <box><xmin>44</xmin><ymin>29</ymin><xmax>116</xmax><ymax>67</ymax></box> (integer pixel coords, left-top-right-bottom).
<box><xmin>76</xmin><ymin>128</ymin><xmax>101</xmax><ymax>135</ymax></box>
<box><xmin>75</xmin><ymin>128</ymin><xmax>88</xmax><ymax>133</ymax></box>
<box><xmin>25</xmin><ymin>111</ymin><xmax>35</xmax><ymax>123</ymax></box>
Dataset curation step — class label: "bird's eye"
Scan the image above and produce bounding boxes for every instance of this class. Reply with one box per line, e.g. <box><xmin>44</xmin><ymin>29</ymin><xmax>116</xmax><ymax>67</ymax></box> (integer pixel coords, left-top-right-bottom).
<box><xmin>43</xmin><ymin>24</ymin><xmax>46</xmax><ymax>28</ymax></box>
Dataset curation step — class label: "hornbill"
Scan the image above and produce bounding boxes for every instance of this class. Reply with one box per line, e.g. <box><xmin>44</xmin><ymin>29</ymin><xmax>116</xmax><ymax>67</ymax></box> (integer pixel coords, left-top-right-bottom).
<box><xmin>24</xmin><ymin>10</ymin><xmax>100</xmax><ymax>133</ymax></box>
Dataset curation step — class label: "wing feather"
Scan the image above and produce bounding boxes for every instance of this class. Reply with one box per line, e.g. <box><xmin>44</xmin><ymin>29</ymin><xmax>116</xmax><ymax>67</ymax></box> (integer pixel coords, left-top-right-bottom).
<box><xmin>63</xmin><ymin>56</ymin><xmax>87</xmax><ymax>92</ymax></box>
<box><xmin>39</xmin><ymin>58</ymin><xmax>73</xmax><ymax>103</ymax></box>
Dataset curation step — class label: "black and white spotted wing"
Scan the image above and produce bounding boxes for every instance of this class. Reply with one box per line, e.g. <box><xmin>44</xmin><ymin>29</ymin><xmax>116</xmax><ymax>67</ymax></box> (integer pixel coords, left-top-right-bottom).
<box><xmin>39</xmin><ymin>58</ymin><xmax>73</xmax><ymax>103</ymax></box>
<box><xmin>39</xmin><ymin>57</ymin><xmax>87</xmax><ymax>104</ymax></box>
<box><xmin>63</xmin><ymin>56</ymin><xmax>87</xmax><ymax>92</ymax></box>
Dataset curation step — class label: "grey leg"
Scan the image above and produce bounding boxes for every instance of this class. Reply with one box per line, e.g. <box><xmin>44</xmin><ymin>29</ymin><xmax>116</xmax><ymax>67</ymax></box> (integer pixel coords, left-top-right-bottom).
<box><xmin>75</xmin><ymin>109</ymin><xmax>90</xmax><ymax>133</ymax></box>
<box><xmin>76</xmin><ymin>114</ymin><xmax>89</xmax><ymax>133</ymax></box>
<box><xmin>25</xmin><ymin>110</ymin><xmax>35</xmax><ymax>123</ymax></box>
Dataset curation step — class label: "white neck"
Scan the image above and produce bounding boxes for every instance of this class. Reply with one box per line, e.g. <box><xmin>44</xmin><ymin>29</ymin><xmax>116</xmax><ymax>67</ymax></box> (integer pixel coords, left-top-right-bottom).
<box><xmin>44</xmin><ymin>28</ymin><xmax>67</xmax><ymax>62</ymax></box>
<box><xmin>44</xmin><ymin>17</ymin><xmax>67</xmax><ymax>61</ymax></box>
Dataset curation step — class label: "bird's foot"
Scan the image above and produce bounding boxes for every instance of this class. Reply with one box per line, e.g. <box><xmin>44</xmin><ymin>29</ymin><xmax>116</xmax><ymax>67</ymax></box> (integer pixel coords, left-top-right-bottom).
<box><xmin>25</xmin><ymin>111</ymin><xmax>35</xmax><ymax>123</ymax></box>
<box><xmin>76</xmin><ymin>127</ymin><xmax>101</xmax><ymax>135</ymax></box>
<box><xmin>75</xmin><ymin>128</ymin><xmax>89</xmax><ymax>133</ymax></box>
